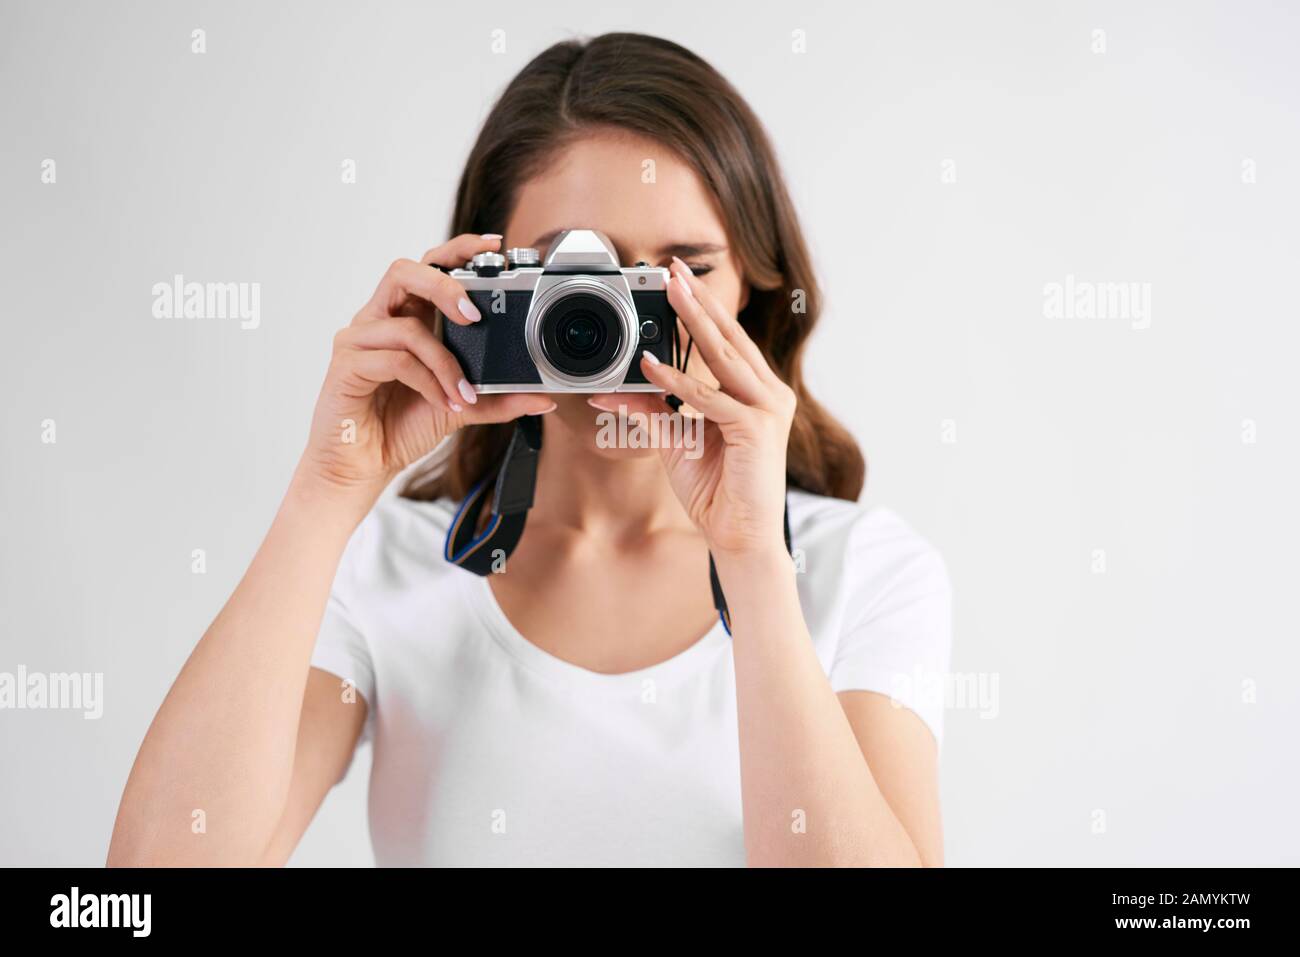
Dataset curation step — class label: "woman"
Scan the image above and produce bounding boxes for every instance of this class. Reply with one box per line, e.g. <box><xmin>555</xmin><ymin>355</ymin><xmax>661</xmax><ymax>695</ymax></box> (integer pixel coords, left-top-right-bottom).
<box><xmin>109</xmin><ymin>33</ymin><xmax>950</xmax><ymax>867</ymax></box>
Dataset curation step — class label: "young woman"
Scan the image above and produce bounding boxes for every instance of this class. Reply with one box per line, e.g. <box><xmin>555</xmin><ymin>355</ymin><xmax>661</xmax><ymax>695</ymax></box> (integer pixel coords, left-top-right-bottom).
<box><xmin>109</xmin><ymin>33</ymin><xmax>951</xmax><ymax>867</ymax></box>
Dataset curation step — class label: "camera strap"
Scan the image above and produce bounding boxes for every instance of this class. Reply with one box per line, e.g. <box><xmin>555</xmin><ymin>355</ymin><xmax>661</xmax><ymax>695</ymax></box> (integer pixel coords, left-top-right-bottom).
<box><xmin>443</xmin><ymin>415</ymin><xmax>543</xmax><ymax>576</ymax></box>
<box><xmin>444</xmin><ymin>416</ymin><xmax>793</xmax><ymax>635</ymax></box>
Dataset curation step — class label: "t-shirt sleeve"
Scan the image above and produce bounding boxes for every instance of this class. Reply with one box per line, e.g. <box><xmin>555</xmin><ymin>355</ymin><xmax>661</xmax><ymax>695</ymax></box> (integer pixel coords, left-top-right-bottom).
<box><xmin>827</xmin><ymin>517</ymin><xmax>953</xmax><ymax>746</ymax></box>
<box><xmin>309</xmin><ymin>522</ymin><xmax>376</xmax><ymax>751</ymax></box>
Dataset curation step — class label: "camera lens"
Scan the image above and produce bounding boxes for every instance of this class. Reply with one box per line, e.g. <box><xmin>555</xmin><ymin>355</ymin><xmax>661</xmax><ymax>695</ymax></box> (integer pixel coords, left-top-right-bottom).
<box><xmin>560</xmin><ymin>312</ymin><xmax>604</xmax><ymax>358</ymax></box>
<box><xmin>539</xmin><ymin>293</ymin><xmax>624</xmax><ymax>377</ymax></box>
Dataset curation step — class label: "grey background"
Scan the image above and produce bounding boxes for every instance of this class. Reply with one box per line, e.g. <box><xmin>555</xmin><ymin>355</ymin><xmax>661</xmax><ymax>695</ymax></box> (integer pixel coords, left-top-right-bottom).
<box><xmin>2</xmin><ymin>0</ymin><xmax>1297</xmax><ymax>866</ymax></box>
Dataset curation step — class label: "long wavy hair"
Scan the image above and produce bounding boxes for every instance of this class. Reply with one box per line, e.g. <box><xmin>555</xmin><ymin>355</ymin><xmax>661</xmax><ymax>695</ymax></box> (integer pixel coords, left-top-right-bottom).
<box><xmin>402</xmin><ymin>32</ymin><xmax>864</xmax><ymax>502</ymax></box>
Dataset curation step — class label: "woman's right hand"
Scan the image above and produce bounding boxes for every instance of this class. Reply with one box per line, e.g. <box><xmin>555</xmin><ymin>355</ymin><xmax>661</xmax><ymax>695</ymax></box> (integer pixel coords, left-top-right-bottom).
<box><xmin>296</xmin><ymin>233</ymin><xmax>555</xmax><ymax>505</ymax></box>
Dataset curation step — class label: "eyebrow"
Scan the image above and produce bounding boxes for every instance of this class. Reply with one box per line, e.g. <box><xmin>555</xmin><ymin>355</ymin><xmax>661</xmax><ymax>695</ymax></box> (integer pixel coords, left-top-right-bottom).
<box><xmin>526</xmin><ymin>228</ymin><xmax>727</xmax><ymax>261</ymax></box>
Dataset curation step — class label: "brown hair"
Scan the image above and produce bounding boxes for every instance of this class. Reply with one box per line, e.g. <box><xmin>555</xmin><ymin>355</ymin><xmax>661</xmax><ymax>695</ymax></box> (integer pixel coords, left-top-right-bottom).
<box><xmin>403</xmin><ymin>32</ymin><xmax>864</xmax><ymax>502</ymax></box>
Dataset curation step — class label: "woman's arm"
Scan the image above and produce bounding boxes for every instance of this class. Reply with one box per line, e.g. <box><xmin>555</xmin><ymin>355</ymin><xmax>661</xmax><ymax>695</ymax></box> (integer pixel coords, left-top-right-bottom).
<box><xmin>260</xmin><ymin>666</ymin><xmax>371</xmax><ymax>866</ymax></box>
<box><xmin>717</xmin><ymin>548</ymin><xmax>941</xmax><ymax>866</ymax></box>
<box><xmin>108</xmin><ymin>234</ymin><xmax>555</xmax><ymax>866</ymax></box>
<box><xmin>595</xmin><ymin>255</ymin><xmax>942</xmax><ymax>866</ymax></box>
<box><xmin>107</xmin><ymin>478</ymin><xmax>372</xmax><ymax>866</ymax></box>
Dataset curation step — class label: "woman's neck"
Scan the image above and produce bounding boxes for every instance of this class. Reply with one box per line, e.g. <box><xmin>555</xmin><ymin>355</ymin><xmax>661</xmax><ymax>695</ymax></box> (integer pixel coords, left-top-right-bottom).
<box><xmin>530</xmin><ymin>409</ymin><xmax>693</xmax><ymax>540</ymax></box>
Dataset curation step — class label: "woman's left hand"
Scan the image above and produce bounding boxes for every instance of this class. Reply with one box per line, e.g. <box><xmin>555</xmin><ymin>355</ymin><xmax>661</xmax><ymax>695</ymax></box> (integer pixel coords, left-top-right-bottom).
<box><xmin>589</xmin><ymin>257</ymin><xmax>795</xmax><ymax>558</ymax></box>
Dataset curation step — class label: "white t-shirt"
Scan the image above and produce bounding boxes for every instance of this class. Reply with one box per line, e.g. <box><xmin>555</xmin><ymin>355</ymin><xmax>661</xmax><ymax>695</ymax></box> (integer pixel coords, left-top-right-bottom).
<box><xmin>310</xmin><ymin>488</ymin><xmax>951</xmax><ymax>866</ymax></box>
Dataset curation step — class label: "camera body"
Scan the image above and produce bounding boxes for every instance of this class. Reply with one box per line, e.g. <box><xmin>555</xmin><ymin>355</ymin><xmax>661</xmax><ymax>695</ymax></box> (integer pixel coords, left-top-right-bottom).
<box><xmin>441</xmin><ymin>229</ymin><xmax>675</xmax><ymax>393</ymax></box>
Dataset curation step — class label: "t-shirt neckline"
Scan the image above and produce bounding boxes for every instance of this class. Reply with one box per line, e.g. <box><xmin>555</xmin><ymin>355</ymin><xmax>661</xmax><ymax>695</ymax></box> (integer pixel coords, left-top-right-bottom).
<box><xmin>460</xmin><ymin>570</ymin><xmax>729</xmax><ymax>690</ymax></box>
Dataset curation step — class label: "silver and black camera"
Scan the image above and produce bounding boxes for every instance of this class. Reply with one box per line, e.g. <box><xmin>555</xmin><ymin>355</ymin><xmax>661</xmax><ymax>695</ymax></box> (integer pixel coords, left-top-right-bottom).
<box><xmin>440</xmin><ymin>229</ymin><xmax>676</xmax><ymax>393</ymax></box>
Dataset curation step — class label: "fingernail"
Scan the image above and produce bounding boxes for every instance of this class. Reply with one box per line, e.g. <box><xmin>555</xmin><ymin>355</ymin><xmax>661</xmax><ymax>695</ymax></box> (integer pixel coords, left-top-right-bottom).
<box><xmin>458</xmin><ymin>378</ymin><xmax>478</xmax><ymax>404</ymax></box>
<box><xmin>448</xmin><ymin>401</ymin><xmax>463</xmax><ymax>413</ymax></box>
<box><xmin>481</xmin><ymin>233</ymin><xmax>503</xmax><ymax>241</ymax></box>
<box><xmin>642</xmin><ymin>350</ymin><xmax>660</xmax><ymax>366</ymax></box>
<box><xmin>458</xmin><ymin>297</ymin><xmax>481</xmax><ymax>322</ymax></box>
<box><xmin>528</xmin><ymin>402</ymin><xmax>558</xmax><ymax>415</ymax></box>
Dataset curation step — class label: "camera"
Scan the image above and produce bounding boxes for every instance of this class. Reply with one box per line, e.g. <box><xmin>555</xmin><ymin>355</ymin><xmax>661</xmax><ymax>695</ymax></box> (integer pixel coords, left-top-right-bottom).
<box><xmin>440</xmin><ymin>229</ymin><xmax>676</xmax><ymax>392</ymax></box>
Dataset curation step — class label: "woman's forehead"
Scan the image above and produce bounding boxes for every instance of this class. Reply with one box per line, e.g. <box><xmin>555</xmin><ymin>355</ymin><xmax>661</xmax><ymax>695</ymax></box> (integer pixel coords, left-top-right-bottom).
<box><xmin>507</xmin><ymin>133</ymin><xmax>729</xmax><ymax>261</ymax></box>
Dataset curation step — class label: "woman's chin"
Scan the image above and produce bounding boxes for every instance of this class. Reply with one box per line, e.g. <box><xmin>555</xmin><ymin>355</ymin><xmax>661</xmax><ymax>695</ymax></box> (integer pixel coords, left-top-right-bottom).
<box><xmin>589</xmin><ymin>439</ymin><xmax>660</xmax><ymax>461</ymax></box>
<box><xmin>544</xmin><ymin>394</ymin><xmax>662</xmax><ymax>460</ymax></box>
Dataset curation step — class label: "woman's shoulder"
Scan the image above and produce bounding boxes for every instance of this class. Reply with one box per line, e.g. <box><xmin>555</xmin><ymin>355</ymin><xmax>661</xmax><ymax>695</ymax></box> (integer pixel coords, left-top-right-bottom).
<box><xmin>335</xmin><ymin>486</ymin><xmax>950</xmax><ymax>607</ymax></box>
<box><xmin>788</xmin><ymin>491</ymin><xmax>952</xmax><ymax>744</ymax></box>
<box><xmin>334</xmin><ymin>491</ymin><xmax>461</xmax><ymax>590</ymax></box>
<box><xmin>368</xmin><ymin>489</ymin><xmax>459</xmax><ymax>538</ymax></box>
<box><xmin>786</xmin><ymin>489</ymin><xmax>950</xmax><ymax>602</ymax></box>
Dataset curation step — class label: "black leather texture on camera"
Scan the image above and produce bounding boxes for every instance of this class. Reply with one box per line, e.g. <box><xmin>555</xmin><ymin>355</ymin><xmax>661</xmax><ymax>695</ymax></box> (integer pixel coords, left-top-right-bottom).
<box><xmin>443</xmin><ymin>290</ymin><xmax>543</xmax><ymax>386</ymax></box>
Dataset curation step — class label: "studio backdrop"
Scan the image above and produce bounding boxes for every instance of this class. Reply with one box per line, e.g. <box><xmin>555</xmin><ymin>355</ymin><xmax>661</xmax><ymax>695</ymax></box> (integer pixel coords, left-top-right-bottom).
<box><xmin>1</xmin><ymin>0</ymin><xmax>1297</xmax><ymax>865</ymax></box>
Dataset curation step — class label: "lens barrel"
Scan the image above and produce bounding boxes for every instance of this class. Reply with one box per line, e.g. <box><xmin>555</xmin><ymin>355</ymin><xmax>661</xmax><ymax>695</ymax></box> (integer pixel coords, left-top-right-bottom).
<box><xmin>539</xmin><ymin>293</ymin><xmax>624</xmax><ymax>377</ymax></box>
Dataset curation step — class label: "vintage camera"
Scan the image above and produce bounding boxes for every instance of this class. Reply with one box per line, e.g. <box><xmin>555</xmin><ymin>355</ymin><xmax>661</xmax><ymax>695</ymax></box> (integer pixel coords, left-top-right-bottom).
<box><xmin>440</xmin><ymin>229</ymin><xmax>676</xmax><ymax>392</ymax></box>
